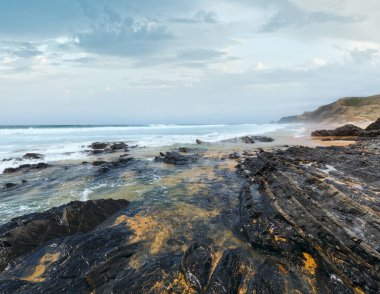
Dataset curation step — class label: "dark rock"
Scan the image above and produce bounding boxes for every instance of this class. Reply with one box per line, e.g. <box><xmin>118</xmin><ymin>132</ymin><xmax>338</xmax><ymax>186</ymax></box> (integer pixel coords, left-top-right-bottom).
<box><xmin>36</xmin><ymin>162</ymin><xmax>49</xmax><ymax>169</ymax></box>
<box><xmin>248</xmin><ymin>259</ymin><xmax>286</xmax><ymax>294</ymax></box>
<box><xmin>155</xmin><ymin>151</ymin><xmax>198</xmax><ymax>165</ymax></box>
<box><xmin>241</xmin><ymin>136</ymin><xmax>255</xmax><ymax>144</ymax></box>
<box><xmin>207</xmin><ymin>249</ymin><xmax>252</xmax><ymax>294</ymax></box>
<box><xmin>179</xmin><ymin>147</ymin><xmax>190</xmax><ymax>153</ymax></box>
<box><xmin>311</xmin><ymin>124</ymin><xmax>363</xmax><ymax>136</ymax></box>
<box><xmin>238</xmin><ymin>138</ymin><xmax>380</xmax><ymax>293</ymax></box>
<box><xmin>252</xmin><ymin>136</ymin><xmax>274</xmax><ymax>142</ymax></box>
<box><xmin>22</xmin><ymin>153</ymin><xmax>44</xmax><ymax>160</ymax></box>
<box><xmin>3</xmin><ymin>162</ymin><xmax>50</xmax><ymax>174</ymax></box>
<box><xmin>109</xmin><ymin>142</ymin><xmax>128</xmax><ymax>151</ymax></box>
<box><xmin>181</xmin><ymin>242</ymin><xmax>212</xmax><ymax>292</ymax></box>
<box><xmin>0</xmin><ymin>199</ymin><xmax>129</xmax><ymax>271</ymax></box>
<box><xmin>1</xmin><ymin>158</ymin><xmax>13</xmax><ymax>162</ymax></box>
<box><xmin>242</xmin><ymin>150</ymin><xmax>255</xmax><ymax>157</ymax></box>
<box><xmin>90</xmin><ymin>142</ymin><xmax>108</xmax><ymax>150</ymax></box>
<box><xmin>88</xmin><ymin>142</ymin><xmax>129</xmax><ymax>154</ymax></box>
<box><xmin>112</xmin><ymin>157</ymin><xmax>133</xmax><ymax>167</ymax></box>
<box><xmin>196</xmin><ymin>139</ymin><xmax>204</xmax><ymax>145</ymax></box>
<box><xmin>229</xmin><ymin>152</ymin><xmax>240</xmax><ymax>159</ymax></box>
<box><xmin>98</xmin><ymin>167</ymin><xmax>111</xmax><ymax>174</ymax></box>
<box><xmin>92</xmin><ymin>160</ymin><xmax>107</xmax><ymax>166</ymax></box>
<box><xmin>366</xmin><ymin>118</ymin><xmax>380</xmax><ymax>131</ymax></box>
<box><xmin>312</xmin><ymin>123</ymin><xmax>380</xmax><ymax>137</ymax></box>
<box><xmin>2</xmin><ymin>183</ymin><xmax>17</xmax><ymax>189</ymax></box>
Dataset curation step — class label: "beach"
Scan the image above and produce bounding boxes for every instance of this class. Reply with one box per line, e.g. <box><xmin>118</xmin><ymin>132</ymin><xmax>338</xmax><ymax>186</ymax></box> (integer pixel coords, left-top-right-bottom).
<box><xmin>0</xmin><ymin>122</ymin><xmax>378</xmax><ymax>293</ymax></box>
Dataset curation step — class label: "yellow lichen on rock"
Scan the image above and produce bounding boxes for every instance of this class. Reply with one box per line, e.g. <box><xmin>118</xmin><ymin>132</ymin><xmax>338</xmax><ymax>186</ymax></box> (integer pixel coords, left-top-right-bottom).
<box><xmin>303</xmin><ymin>252</ymin><xmax>317</xmax><ymax>275</ymax></box>
<box><xmin>20</xmin><ymin>252</ymin><xmax>61</xmax><ymax>283</ymax></box>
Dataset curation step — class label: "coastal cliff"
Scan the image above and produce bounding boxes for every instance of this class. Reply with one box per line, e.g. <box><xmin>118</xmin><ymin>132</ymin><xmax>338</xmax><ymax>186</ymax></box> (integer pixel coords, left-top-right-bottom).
<box><xmin>279</xmin><ymin>94</ymin><xmax>380</xmax><ymax>124</ymax></box>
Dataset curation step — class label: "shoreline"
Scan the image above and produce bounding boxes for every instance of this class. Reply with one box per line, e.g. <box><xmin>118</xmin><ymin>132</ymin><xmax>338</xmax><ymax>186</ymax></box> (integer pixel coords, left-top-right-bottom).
<box><xmin>1</xmin><ymin>122</ymin><xmax>379</xmax><ymax>293</ymax></box>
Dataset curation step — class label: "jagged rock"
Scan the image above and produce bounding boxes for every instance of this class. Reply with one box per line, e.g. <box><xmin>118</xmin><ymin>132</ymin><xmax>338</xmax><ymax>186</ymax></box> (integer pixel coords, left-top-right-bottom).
<box><xmin>207</xmin><ymin>249</ymin><xmax>252</xmax><ymax>294</ymax></box>
<box><xmin>0</xmin><ymin>199</ymin><xmax>129</xmax><ymax>271</ymax></box>
<box><xmin>155</xmin><ymin>151</ymin><xmax>198</xmax><ymax>165</ymax></box>
<box><xmin>22</xmin><ymin>153</ymin><xmax>44</xmax><ymax>160</ymax></box>
<box><xmin>181</xmin><ymin>242</ymin><xmax>213</xmax><ymax>292</ymax></box>
<box><xmin>88</xmin><ymin>142</ymin><xmax>129</xmax><ymax>154</ymax></box>
<box><xmin>3</xmin><ymin>162</ymin><xmax>50</xmax><ymax>174</ymax></box>
<box><xmin>311</xmin><ymin>124</ymin><xmax>364</xmax><ymax>136</ymax></box>
<box><xmin>366</xmin><ymin>118</ymin><xmax>380</xmax><ymax>131</ymax></box>
<box><xmin>247</xmin><ymin>259</ymin><xmax>286</xmax><ymax>293</ymax></box>
<box><xmin>196</xmin><ymin>139</ymin><xmax>204</xmax><ymax>145</ymax></box>
<box><xmin>238</xmin><ymin>138</ymin><xmax>380</xmax><ymax>293</ymax></box>
<box><xmin>312</xmin><ymin>122</ymin><xmax>380</xmax><ymax>137</ymax></box>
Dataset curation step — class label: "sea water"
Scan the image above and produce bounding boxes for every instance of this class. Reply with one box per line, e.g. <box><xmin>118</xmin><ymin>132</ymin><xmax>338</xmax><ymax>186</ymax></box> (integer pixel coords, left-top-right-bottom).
<box><xmin>0</xmin><ymin>123</ymin><xmax>305</xmax><ymax>173</ymax></box>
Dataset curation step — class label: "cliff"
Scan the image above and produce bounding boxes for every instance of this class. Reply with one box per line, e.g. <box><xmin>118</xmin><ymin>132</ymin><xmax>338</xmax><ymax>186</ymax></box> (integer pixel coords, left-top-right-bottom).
<box><xmin>279</xmin><ymin>94</ymin><xmax>380</xmax><ymax>123</ymax></box>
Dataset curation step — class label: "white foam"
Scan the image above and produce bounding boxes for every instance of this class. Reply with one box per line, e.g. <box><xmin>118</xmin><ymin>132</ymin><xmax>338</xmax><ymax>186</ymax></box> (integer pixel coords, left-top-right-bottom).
<box><xmin>0</xmin><ymin>123</ymin><xmax>304</xmax><ymax>172</ymax></box>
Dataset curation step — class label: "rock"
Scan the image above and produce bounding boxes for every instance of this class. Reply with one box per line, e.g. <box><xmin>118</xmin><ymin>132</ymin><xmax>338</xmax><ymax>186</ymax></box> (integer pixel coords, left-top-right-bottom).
<box><xmin>229</xmin><ymin>152</ymin><xmax>240</xmax><ymax>159</ymax></box>
<box><xmin>241</xmin><ymin>136</ymin><xmax>255</xmax><ymax>144</ymax></box>
<box><xmin>242</xmin><ymin>150</ymin><xmax>255</xmax><ymax>157</ymax></box>
<box><xmin>366</xmin><ymin>118</ymin><xmax>380</xmax><ymax>131</ymax></box>
<box><xmin>238</xmin><ymin>138</ymin><xmax>380</xmax><ymax>293</ymax></box>
<box><xmin>1</xmin><ymin>158</ymin><xmax>13</xmax><ymax>162</ymax></box>
<box><xmin>2</xmin><ymin>183</ymin><xmax>17</xmax><ymax>189</ymax></box>
<box><xmin>109</xmin><ymin>142</ymin><xmax>128</xmax><ymax>151</ymax></box>
<box><xmin>181</xmin><ymin>242</ymin><xmax>213</xmax><ymax>292</ymax></box>
<box><xmin>248</xmin><ymin>259</ymin><xmax>287</xmax><ymax>293</ymax></box>
<box><xmin>196</xmin><ymin>139</ymin><xmax>204</xmax><ymax>145</ymax></box>
<box><xmin>98</xmin><ymin>167</ymin><xmax>111</xmax><ymax>174</ymax></box>
<box><xmin>3</xmin><ymin>162</ymin><xmax>50</xmax><ymax>174</ymax></box>
<box><xmin>312</xmin><ymin>123</ymin><xmax>380</xmax><ymax>137</ymax></box>
<box><xmin>207</xmin><ymin>249</ymin><xmax>252</xmax><ymax>294</ymax></box>
<box><xmin>252</xmin><ymin>136</ymin><xmax>274</xmax><ymax>142</ymax></box>
<box><xmin>0</xmin><ymin>199</ymin><xmax>129</xmax><ymax>271</ymax></box>
<box><xmin>36</xmin><ymin>162</ymin><xmax>49</xmax><ymax>169</ymax></box>
<box><xmin>92</xmin><ymin>161</ymin><xmax>107</xmax><ymax>166</ymax></box>
<box><xmin>90</xmin><ymin>142</ymin><xmax>108</xmax><ymax>150</ymax></box>
<box><xmin>22</xmin><ymin>153</ymin><xmax>44</xmax><ymax>160</ymax></box>
<box><xmin>311</xmin><ymin>124</ymin><xmax>363</xmax><ymax>136</ymax></box>
<box><xmin>88</xmin><ymin>142</ymin><xmax>129</xmax><ymax>154</ymax></box>
<box><xmin>179</xmin><ymin>147</ymin><xmax>190</xmax><ymax>153</ymax></box>
<box><xmin>155</xmin><ymin>152</ymin><xmax>198</xmax><ymax>165</ymax></box>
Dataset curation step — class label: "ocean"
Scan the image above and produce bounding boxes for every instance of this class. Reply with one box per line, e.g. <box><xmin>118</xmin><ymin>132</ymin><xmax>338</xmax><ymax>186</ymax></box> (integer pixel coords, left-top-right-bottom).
<box><xmin>0</xmin><ymin>123</ymin><xmax>305</xmax><ymax>174</ymax></box>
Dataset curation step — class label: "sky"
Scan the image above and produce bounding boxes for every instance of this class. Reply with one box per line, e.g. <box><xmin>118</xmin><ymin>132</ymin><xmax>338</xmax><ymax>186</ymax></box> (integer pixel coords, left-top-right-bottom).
<box><xmin>0</xmin><ymin>0</ymin><xmax>379</xmax><ymax>125</ymax></box>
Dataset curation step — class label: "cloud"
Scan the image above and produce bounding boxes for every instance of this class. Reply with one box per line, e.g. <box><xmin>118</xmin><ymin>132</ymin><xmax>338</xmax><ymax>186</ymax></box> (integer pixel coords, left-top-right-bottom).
<box><xmin>177</xmin><ymin>49</ymin><xmax>225</xmax><ymax>61</ymax></box>
<box><xmin>349</xmin><ymin>48</ymin><xmax>379</xmax><ymax>64</ymax></box>
<box><xmin>172</xmin><ymin>10</ymin><xmax>218</xmax><ymax>24</ymax></box>
<box><xmin>75</xmin><ymin>8</ymin><xmax>173</xmax><ymax>57</ymax></box>
<box><xmin>260</xmin><ymin>1</ymin><xmax>363</xmax><ymax>32</ymax></box>
<box><xmin>0</xmin><ymin>41</ymin><xmax>42</xmax><ymax>58</ymax></box>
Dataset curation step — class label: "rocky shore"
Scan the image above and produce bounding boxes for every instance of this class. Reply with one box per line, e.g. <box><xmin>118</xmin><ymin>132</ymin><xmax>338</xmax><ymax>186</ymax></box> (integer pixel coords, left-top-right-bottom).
<box><xmin>0</xmin><ymin>127</ymin><xmax>379</xmax><ymax>293</ymax></box>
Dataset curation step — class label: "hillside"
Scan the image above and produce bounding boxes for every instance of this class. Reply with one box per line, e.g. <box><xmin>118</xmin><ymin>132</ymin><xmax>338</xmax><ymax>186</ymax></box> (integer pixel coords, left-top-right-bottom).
<box><xmin>279</xmin><ymin>94</ymin><xmax>380</xmax><ymax>123</ymax></box>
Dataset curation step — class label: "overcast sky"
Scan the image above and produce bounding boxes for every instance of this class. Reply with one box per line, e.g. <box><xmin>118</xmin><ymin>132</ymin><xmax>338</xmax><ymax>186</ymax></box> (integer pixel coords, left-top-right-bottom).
<box><xmin>0</xmin><ymin>0</ymin><xmax>379</xmax><ymax>124</ymax></box>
